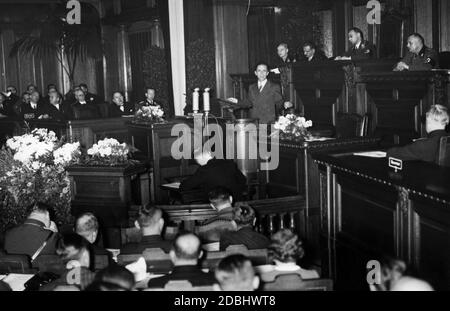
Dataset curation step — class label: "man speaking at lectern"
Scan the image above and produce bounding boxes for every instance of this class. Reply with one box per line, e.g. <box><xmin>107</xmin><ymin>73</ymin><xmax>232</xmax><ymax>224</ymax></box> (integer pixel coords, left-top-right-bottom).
<box><xmin>247</xmin><ymin>62</ymin><xmax>284</xmax><ymax>124</ymax></box>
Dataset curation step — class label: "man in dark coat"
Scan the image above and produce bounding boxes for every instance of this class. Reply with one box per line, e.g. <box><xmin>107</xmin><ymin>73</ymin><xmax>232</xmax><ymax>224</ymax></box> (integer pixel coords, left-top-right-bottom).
<box><xmin>72</xmin><ymin>88</ymin><xmax>100</xmax><ymax>120</ymax></box>
<box><xmin>121</xmin><ymin>206</ymin><xmax>172</xmax><ymax>254</ymax></box>
<box><xmin>21</xmin><ymin>91</ymin><xmax>47</xmax><ymax>120</ymax></box>
<box><xmin>135</xmin><ymin>88</ymin><xmax>162</xmax><ymax>111</ymax></box>
<box><xmin>335</xmin><ymin>27</ymin><xmax>376</xmax><ymax>61</ymax></box>
<box><xmin>4</xmin><ymin>203</ymin><xmax>60</xmax><ymax>259</ymax></box>
<box><xmin>247</xmin><ymin>62</ymin><xmax>284</xmax><ymax>124</ymax></box>
<box><xmin>394</xmin><ymin>33</ymin><xmax>439</xmax><ymax>71</ymax></box>
<box><xmin>302</xmin><ymin>42</ymin><xmax>328</xmax><ymax>63</ymax></box>
<box><xmin>44</xmin><ymin>91</ymin><xmax>74</xmax><ymax>121</ymax></box>
<box><xmin>180</xmin><ymin>150</ymin><xmax>247</xmax><ymax>202</ymax></box>
<box><xmin>220</xmin><ymin>204</ymin><xmax>270</xmax><ymax>251</ymax></box>
<box><xmin>387</xmin><ymin>105</ymin><xmax>449</xmax><ymax>162</ymax></box>
<box><xmin>147</xmin><ymin>233</ymin><xmax>217</xmax><ymax>288</ymax></box>
<box><xmin>109</xmin><ymin>91</ymin><xmax>134</xmax><ymax>118</ymax></box>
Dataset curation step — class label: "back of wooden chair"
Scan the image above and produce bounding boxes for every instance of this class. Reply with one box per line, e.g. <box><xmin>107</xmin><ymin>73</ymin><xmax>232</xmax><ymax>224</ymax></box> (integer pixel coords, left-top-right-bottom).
<box><xmin>262</xmin><ymin>274</ymin><xmax>333</xmax><ymax>291</ymax></box>
<box><xmin>143</xmin><ymin>280</ymin><xmax>214</xmax><ymax>291</ymax></box>
<box><xmin>437</xmin><ymin>136</ymin><xmax>450</xmax><ymax>167</ymax></box>
<box><xmin>117</xmin><ymin>248</ymin><xmax>173</xmax><ymax>273</ymax></box>
<box><xmin>335</xmin><ymin>113</ymin><xmax>367</xmax><ymax>138</ymax></box>
<box><xmin>0</xmin><ymin>254</ymin><xmax>33</xmax><ymax>274</ymax></box>
<box><xmin>202</xmin><ymin>245</ymin><xmax>269</xmax><ymax>270</ymax></box>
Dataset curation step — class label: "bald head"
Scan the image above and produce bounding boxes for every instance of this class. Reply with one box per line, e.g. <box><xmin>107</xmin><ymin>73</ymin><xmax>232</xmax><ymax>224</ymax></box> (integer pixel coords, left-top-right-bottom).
<box><xmin>171</xmin><ymin>233</ymin><xmax>202</xmax><ymax>265</ymax></box>
<box><xmin>75</xmin><ymin>213</ymin><xmax>99</xmax><ymax>244</ymax></box>
<box><xmin>391</xmin><ymin>277</ymin><xmax>434</xmax><ymax>291</ymax></box>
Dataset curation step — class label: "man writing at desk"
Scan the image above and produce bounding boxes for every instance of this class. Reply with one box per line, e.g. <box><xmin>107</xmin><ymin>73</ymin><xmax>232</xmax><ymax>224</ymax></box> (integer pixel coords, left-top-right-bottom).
<box><xmin>335</xmin><ymin>27</ymin><xmax>375</xmax><ymax>61</ymax></box>
<box><xmin>387</xmin><ymin>105</ymin><xmax>449</xmax><ymax>162</ymax></box>
<box><xmin>180</xmin><ymin>149</ymin><xmax>247</xmax><ymax>202</ymax></box>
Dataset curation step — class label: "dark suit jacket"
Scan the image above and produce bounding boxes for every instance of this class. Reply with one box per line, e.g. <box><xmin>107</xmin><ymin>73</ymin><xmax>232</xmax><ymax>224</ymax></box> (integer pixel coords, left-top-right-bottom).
<box><xmin>180</xmin><ymin>159</ymin><xmax>247</xmax><ymax>201</ymax></box>
<box><xmin>220</xmin><ymin>226</ymin><xmax>271</xmax><ymax>251</ymax></box>
<box><xmin>248</xmin><ymin>80</ymin><xmax>283</xmax><ymax>124</ymax></box>
<box><xmin>120</xmin><ymin>235</ymin><xmax>173</xmax><ymax>254</ymax></box>
<box><xmin>387</xmin><ymin>130</ymin><xmax>448</xmax><ymax>163</ymax></box>
<box><xmin>4</xmin><ymin>219</ymin><xmax>60</xmax><ymax>258</ymax></box>
<box><xmin>401</xmin><ymin>46</ymin><xmax>439</xmax><ymax>71</ymax></box>
<box><xmin>303</xmin><ymin>52</ymin><xmax>328</xmax><ymax>63</ymax></box>
<box><xmin>85</xmin><ymin>92</ymin><xmax>101</xmax><ymax>105</ymax></box>
<box><xmin>0</xmin><ymin>102</ymin><xmax>8</xmax><ymax>117</ymax></box>
<box><xmin>72</xmin><ymin>102</ymin><xmax>100</xmax><ymax>120</ymax></box>
<box><xmin>43</xmin><ymin>103</ymin><xmax>74</xmax><ymax>121</ymax></box>
<box><xmin>147</xmin><ymin>265</ymin><xmax>217</xmax><ymax>288</ymax></box>
<box><xmin>196</xmin><ymin>207</ymin><xmax>236</xmax><ymax>243</ymax></box>
<box><xmin>109</xmin><ymin>102</ymin><xmax>135</xmax><ymax>118</ymax></box>
<box><xmin>343</xmin><ymin>40</ymin><xmax>376</xmax><ymax>60</ymax></box>
<box><xmin>21</xmin><ymin>103</ymin><xmax>46</xmax><ymax>120</ymax></box>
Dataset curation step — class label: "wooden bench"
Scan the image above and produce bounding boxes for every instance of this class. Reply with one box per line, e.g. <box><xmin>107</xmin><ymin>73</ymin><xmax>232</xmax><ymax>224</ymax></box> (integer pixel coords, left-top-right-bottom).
<box><xmin>0</xmin><ymin>254</ymin><xmax>36</xmax><ymax>274</ymax></box>
<box><xmin>31</xmin><ymin>254</ymin><xmax>110</xmax><ymax>275</ymax></box>
<box><xmin>117</xmin><ymin>245</ymin><xmax>269</xmax><ymax>274</ymax></box>
<box><xmin>262</xmin><ymin>274</ymin><xmax>333</xmax><ymax>291</ymax></box>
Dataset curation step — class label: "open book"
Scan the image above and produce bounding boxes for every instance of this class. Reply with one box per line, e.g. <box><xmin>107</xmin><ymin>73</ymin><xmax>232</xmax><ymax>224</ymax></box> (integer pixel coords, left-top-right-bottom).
<box><xmin>353</xmin><ymin>151</ymin><xmax>387</xmax><ymax>158</ymax></box>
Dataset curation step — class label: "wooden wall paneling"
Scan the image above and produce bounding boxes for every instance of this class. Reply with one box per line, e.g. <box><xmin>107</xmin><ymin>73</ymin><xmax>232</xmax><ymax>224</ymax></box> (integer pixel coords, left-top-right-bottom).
<box><xmin>102</xmin><ymin>25</ymin><xmax>120</xmax><ymax>102</ymax></box>
<box><xmin>440</xmin><ymin>0</ymin><xmax>450</xmax><ymax>52</ymax></box>
<box><xmin>414</xmin><ymin>0</ymin><xmax>433</xmax><ymax>47</ymax></box>
<box><xmin>317</xmin><ymin>10</ymin><xmax>334</xmax><ymax>58</ymax></box>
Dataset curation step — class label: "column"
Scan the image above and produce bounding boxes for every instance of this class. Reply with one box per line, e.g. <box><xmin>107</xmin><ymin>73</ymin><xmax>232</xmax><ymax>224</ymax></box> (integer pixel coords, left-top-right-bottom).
<box><xmin>168</xmin><ymin>0</ymin><xmax>187</xmax><ymax>116</ymax></box>
<box><xmin>118</xmin><ymin>24</ymin><xmax>133</xmax><ymax>102</ymax></box>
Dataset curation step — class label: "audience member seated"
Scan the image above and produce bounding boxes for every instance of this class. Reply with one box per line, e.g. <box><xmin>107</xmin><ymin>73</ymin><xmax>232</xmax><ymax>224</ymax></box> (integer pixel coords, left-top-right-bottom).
<box><xmin>180</xmin><ymin>149</ymin><xmax>247</xmax><ymax>201</ymax></box>
<box><xmin>72</xmin><ymin>88</ymin><xmax>100</xmax><ymax>120</ymax></box>
<box><xmin>394</xmin><ymin>33</ymin><xmax>439</xmax><ymax>71</ymax></box>
<box><xmin>21</xmin><ymin>91</ymin><xmax>46</xmax><ymax>120</ymax></box>
<box><xmin>214</xmin><ymin>254</ymin><xmax>260</xmax><ymax>291</ymax></box>
<box><xmin>75</xmin><ymin>213</ymin><xmax>110</xmax><ymax>259</ymax></box>
<box><xmin>4</xmin><ymin>202</ymin><xmax>60</xmax><ymax>259</ymax></box>
<box><xmin>147</xmin><ymin>233</ymin><xmax>216</xmax><ymax>288</ymax></box>
<box><xmin>220</xmin><ymin>203</ymin><xmax>270</xmax><ymax>251</ymax></box>
<box><xmin>79</xmin><ymin>83</ymin><xmax>100</xmax><ymax>105</ymax></box>
<box><xmin>26</xmin><ymin>84</ymin><xmax>38</xmax><ymax>95</ymax></box>
<box><xmin>8</xmin><ymin>92</ymin><xmax>29</xmax><ymax>119</ymax></box>
<box><xmin>86</xmin><ymin>265</ymin><xmax>135</xmax><ymax>291</ymax></box>
<box><xmin>40</xmin><ymin>233</ymin><xmax>96</xmax><ymax>291</ymax></box>
<box><xmin>196</xmin><ymin>187</ymin><xmax>237</xmax><ymax>243</ymax></box>
<box><xmin>369</xmin><ymin>257</ymin><xmax>433</xmax><ymax>291</ymax></box>
<box><xmin>5</xmin><ymin>85</ymin><xmax>19</xmax><ymax>108</ymax></box>
<box><xmin>257</xmin><ymin>229</ymin><xmax>319</xmax><ymax>283</ymax></box>
<box><xmin>109</xmin><ymin>91</ymin><xmax>134</xmax><ymax>117</ymax></box>
<box><xmin>43</xmin><ymin>91</ymin><xmax>74</xmax><ymax>121</ymax></box>
<box><xmin>0</xmin><ymin>93</ymin><xmax>9</xmax><ymax>118</ymax></box>
<box><xmin>121</xmin><ymin>206</ymin><xmax>172</xmax><ymax>254</ymax></box>
<box><xmin>387</xmin><ymin>105</ymin><xmax>449</xmax><ymax>162</ymax></box>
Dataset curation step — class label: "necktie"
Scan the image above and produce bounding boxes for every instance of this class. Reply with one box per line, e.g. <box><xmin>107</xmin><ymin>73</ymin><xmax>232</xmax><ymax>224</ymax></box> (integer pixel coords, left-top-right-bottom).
<box><xmin>258</xmin><ymin>84</ymin><xmax>263</xmax><ymax>92</ymax></box>
<box><xmin>120</xmin><ymin>106</ymin><xmax>124</xmax><ymax>112</ymax></box>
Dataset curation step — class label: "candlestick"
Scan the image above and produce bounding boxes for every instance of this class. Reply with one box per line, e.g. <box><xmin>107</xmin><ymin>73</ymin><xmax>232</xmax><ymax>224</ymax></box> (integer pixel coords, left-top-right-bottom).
<box><xmin>203</xmin><ymin>88</ymin><xmax>210</xmax><ymax>112</ymax></box>
<box><xmin>193</xmin><ymin>88</ymin><xmax>200</xmax><ymax>113</ymax></box>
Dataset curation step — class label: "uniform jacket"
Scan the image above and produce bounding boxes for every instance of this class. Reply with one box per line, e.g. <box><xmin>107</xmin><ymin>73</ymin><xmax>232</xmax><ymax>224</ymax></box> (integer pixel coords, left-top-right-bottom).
<box><xmin>343</xmin><ymin>40</ymin><xmax>376</xmax><ymax>60</ymax></box>
<box><xmin>120</xmin><ymin>235</ymin><xmax>173</xmax><ymax>254</ymax></box>
<box><xmin>109</xmin><ymin>102</ymin><xmax>135</xmax><ymax>118</ymax></box>
<box><xmin>219</xmin><ymin>226</ymin><xmax>271</xmax><ymax>251</ymax></box>
<box><xmin>401</xmin><ymin>46</ymin><xmax>439</xmax><ymax>71</ymax></box>
<box><xmin>4</xmin><ymin>219</ymin><xmax>60</xmax><ymax>258</ymax></box>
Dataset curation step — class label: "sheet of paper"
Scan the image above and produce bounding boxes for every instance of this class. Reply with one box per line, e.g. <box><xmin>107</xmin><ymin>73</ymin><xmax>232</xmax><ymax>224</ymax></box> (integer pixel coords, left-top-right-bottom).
<box><xmin>305</xmin><ymin>137</ymin><xmax>335</xmax><ymax>142</ymax></box>
<box><xmin>1</xmin><ymin>273</ymin><xmax>35</xmax><ymax>291</ymax></box>
<box><xmin>353</xmin><ymin>151</ymin><xmax>387</xmax><ymax>158</ymax></box>
<box><xmin>162</xmin><ymin>182</ymin><xmax>181</xmax><ymax>189</ymax></box>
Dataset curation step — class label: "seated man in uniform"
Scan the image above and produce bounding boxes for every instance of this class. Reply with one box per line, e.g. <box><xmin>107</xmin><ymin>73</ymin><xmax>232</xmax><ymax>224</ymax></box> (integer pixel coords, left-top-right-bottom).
<box><xmin>387</xmin><ymin>105</ymin><xmax>449</xmax><ymax>162</ymax></box>
<box><xmin>335</xmin><ymin>27</ymin><xmax>376</xmax><ymax>61</ymax></box>
<box><xmin>180</xmin><ymin>149</ymin><xmax>247</xmax><ymax>201</ymax></box>
<box><xmin>394</xmin><ymin>33</ymin><xmax>439</xmax><ymax>71</ymax></box>
<box><xmin>135</xmin><ymin>88</ymin><xmax>161</xmax><ymax>111</ymax></box>
<box><xmin>270</xmin><ymin>43</ymin><xmax>296</xmax><ymax>74</ymax></box>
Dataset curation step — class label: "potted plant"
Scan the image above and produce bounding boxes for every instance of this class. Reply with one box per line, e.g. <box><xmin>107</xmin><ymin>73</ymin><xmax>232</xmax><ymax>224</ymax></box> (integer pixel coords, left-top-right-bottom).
<box><xmin>0</xmin><ymin>129</ymin><xmax>80</xmax><ymax>232</ymax></box>
<box><xmin>273</xmin><ymin>114</ymin><xmax>313</xmax><ymax>142</ymax></box>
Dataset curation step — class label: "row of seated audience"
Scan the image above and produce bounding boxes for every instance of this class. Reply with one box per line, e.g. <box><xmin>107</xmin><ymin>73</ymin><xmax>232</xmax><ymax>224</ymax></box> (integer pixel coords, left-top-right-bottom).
<box><xmin>0</xmin><ymin>83</ymin><xmax>162</xmax><ymax>121</ymax></box>
<box><xmin>0</xmin><ymin>196</ymin><xmax>434</xmax><ymax>291</ymax></box>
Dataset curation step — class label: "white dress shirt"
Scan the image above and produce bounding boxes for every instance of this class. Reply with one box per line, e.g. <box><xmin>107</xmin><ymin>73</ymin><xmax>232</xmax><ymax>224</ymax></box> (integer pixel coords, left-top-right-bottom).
<box><xmin>258</xmin><ymin>79</ymin><xmax>268</xmax><ymax>92</ymax></box>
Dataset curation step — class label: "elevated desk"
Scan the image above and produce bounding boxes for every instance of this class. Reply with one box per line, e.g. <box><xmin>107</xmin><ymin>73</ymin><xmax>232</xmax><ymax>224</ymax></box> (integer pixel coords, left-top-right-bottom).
<box><xmin>314</xmin><ymin>152</ymin><xmax>450</xmax><ymax>290</ymax></box>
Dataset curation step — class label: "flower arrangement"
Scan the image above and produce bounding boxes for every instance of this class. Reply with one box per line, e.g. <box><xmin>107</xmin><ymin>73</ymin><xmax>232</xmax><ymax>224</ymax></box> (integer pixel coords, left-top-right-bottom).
<box><xmin>84</xmin><ymin>138</ymin><xmax>136</xmax><ymax>167</ymax></box>
<box><xmin>134</xmin><ymin>105</ymin><xmax>165</xmax><ymax>123</ymax></box>
<box><xmin>0</xmin><ymin>129</ymin><xmax>81</xmax><ymax>232</ymax></box>
<box><xmin>273</xmin><ymin>114</ymin><xmax>313</xmax><ymax>141</ymax></box>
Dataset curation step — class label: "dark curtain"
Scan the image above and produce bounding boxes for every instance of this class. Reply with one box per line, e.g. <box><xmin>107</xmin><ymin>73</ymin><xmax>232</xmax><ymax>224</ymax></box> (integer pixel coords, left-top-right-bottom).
<box><xmin>129</xmin><ymin>31</ymin><xmax>152</xmax><ymax>104</ymax></box>
<box><xmin>247</xmin><ymin>8</ymin><xmax>276</xmax><ymax>72</ymax></box>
